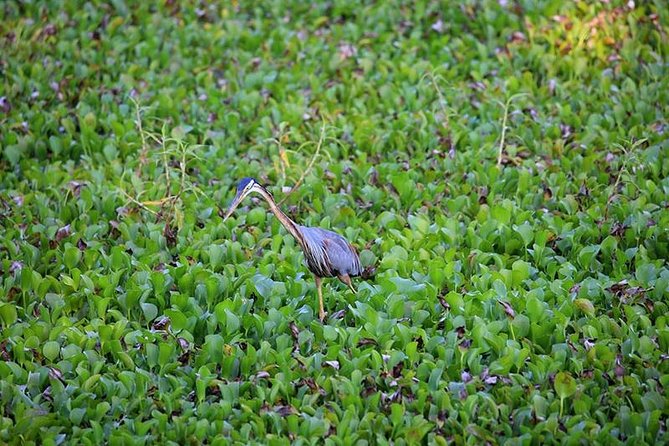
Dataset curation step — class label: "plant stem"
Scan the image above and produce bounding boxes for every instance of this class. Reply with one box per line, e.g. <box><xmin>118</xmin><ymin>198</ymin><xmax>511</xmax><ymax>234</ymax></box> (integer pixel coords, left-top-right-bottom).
<box><xmin>277</xmin><ymin>121</ymin><xmax>327</xmax><ymax>206</ymax></box>
<box><xmin>496</xmin><ymin>93</ymin><xmax>528</xmax><ymax>168</ymax></box>
<box><xmin>426</xmin><ymin>70</ymin><xmax>451</xmax><ymax>131</ymax></box>
<box><xmin>132</xmin><ymin>98</ymin><xmax>149</xmax><ymax>172</ymax></box>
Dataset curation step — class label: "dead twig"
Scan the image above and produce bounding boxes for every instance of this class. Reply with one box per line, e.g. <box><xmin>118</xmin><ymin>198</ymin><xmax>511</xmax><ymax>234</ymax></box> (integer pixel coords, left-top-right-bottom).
<box><xmin>117</xmin><ymin>183</ymin><xmax>159</xmax><ymax>216</ymax></box>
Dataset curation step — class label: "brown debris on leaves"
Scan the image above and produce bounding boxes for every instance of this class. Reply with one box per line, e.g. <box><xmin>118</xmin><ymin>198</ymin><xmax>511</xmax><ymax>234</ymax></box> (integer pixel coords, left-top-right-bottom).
<box><xmin>607</xmin><ymin>280</ymin><xmax>645</xmax><ymax>302</ymax></box>
<box><xmin>361</xmin><ymin>265</ymin><xmax>377</xmax><ymax>279</ymax></box>
<box><xmin>55</xmin><ymin>224</ymin><xmax>71</xmax><ymax>242</ymax></box>
<box><xmin>152</xmin><ymin>316</ymin><xmax>170</xmax><ymax>331</ymax></box>
<box><xmin>164</xmin><ymin>222</ymin><xmax>178</xmax><ymax>247</ymax></box>
<box><xmin>497</xmin><ymin>300</ymin><xmax>516</xmax><ymax>319</ymax></box>
<box><xmin>338</xmin><ymin>43</ymin><xmax>357</xmax><ymax>61</ymax></box>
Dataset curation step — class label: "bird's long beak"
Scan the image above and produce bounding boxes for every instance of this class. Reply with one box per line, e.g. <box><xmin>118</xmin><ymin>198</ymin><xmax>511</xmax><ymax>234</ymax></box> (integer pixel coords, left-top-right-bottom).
<box><xmin>223</xmin><ymin>190</ymin><xmax>244</xmax><ymax>222</ymax></box>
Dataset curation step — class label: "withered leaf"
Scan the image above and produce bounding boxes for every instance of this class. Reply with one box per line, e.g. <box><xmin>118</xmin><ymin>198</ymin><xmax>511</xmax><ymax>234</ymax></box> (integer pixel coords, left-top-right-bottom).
<box><xmin>324</xmin><ymin>360</ymin><xmax>340</xmax><ymax>370</ymax></box>
<box><xmin>459</xmin><ymin>339</ymin><xmax>472</xmax><ymax>350</ymax></box>
<box><xmin>338</xmin><ymin>42</ymin><xmax>357</xmax><ymax>60</ymax></box>
<box><xmin>357</xmin><ymin>338</ymin><xmax>377</xmax><ymax>347</ymax></box>
<box><xmin>289</xmin><ymin>322</ymin><xmax>300</xmax><ymax>339</ymax></box>
<box><xmin>68</xmin><ymin>181</ymin><xmax>86</xmax><ymax>197</ymax></box>
<box><xmin>497</xmin><ymin>300</ymin><xmax>516</xmax><ymax>319</ymax></box>
<box><xmin>361</xmin><ymin>265</ymin><xmax>376</xmax><ymax>279</ymax></box>
<box><xmin>48</xmin><ymin>367</ymin><xmax>64</xmax><ymax>382</ymax></box>
<box><xmin>55</xmin><ymin>224</ymin><xmax>71</xmax><ymax>242</ymax></box>
<box><xmin>330</xmin><ymin>309</ymin><xmax>346</xmax><ymax>319</ymax></box>
<box><xmin>153</xmin><ymin>316</ymin><xmax>170</xmax><ymax>331</ymax></box>
<box><xmin>255</xmin><ymin>371</ymin><xmax>270</xmax><ymax>380</ymax></box>
<box><xmin>614</xmin><ymin>354</ymin><xmax>625</xmax><ymax>378</ymax></box>
<box><xmin>164</xmin><ymin>222</ymin><xmax>178</xmax><ymax>247</ymax></box>
<box><xmin>274</xmin><ymin>405</ymin><xmax>297</xmax><ymax>417</ymax></box>
<box><xmin>610</xmin><ymin>222</ymin><xmax>627</xmax><ymax>237</ymax></box>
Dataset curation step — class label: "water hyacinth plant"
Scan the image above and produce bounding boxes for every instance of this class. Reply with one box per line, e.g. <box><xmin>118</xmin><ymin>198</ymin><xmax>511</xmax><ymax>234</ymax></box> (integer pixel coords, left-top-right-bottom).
<box><xmin>1</xmin><ymin>1</ymin><xmax>668</xmax><ymax>444</ymax></box>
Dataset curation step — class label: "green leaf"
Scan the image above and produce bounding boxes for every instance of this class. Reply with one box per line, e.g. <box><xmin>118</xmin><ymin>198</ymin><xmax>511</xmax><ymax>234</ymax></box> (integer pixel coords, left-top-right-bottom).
<box><xmin>3</xmin><ymin>145</ymin><xmax>22</xmax><ymax>165</ymax></box>
<box><xmin>577</xmin><ymin>245</ymin><xmax>600</xmax><ymax>269</ymax></box>
<box><xmin>323</xmin><ymin>325</ymin><xmax>338</xmax><ymax>341</ymax></box>
<box><xmin>141</xmin><ymin>303</ymin><xmax>158</xmax><ymax>321</ymax></box>
<box><xmin>43</xmin><ymin>341</ymin><xmax>61</xmax><ymax>361</ymax></box>
<box><xmin>512</xmin><ymin>314</ymin><xmax>530</xmax><ymax>338</ymax></box>
<box><xmin>69</xmin><ymin>408</ymin><xmax>87</xmax><ymax>426</ymax></box>
<box><xmin>158</xmin><ymin>342</ymin><xmax>175</xmax><ymax>367</ymax></box>
<box><xmin>246</xmin><ymin>207</ymin><xmax>266</xmax><ymax>226</ymax></box>
<box><xmin>493</xmin><ymin>279</ymin><xmax>507</xmax><ymax>298</ymax></box>
<box><xmin>171</xmin><ymin>124</ymin><xmax>193</xmax><ymax>140</ymax></box>
<box><xmin>64</xmin><ymin>246</ymin><xmax>82</xmax><ymax>269</ymax></box>
<box><xmin>514</xmin><ymin>222</ymin><xmax>534</xmax><ymax>246</ymax></box>
<box><xmin>511</xmin><ymin>260</ymin><xmax>531</xmax><ymax>285</ymax></box>
<box><xmin>525</xmin><ymin>296</ymin><xmax>544</xmax><ymax>322</ymax></box>
<box><xmin>387</xmin><ymin>351</ymin><xmax>406</xmax><ymax>370</ymax></box>
<box><xmin>554</xmin><ymin>371</ymin><xmax>577</xmax><ymax>399</ymax></box>
<box><xmin>83</xmin><ymin>374</ymin><xmax>101</xmax><ymax>392</ymax></box>
<box><xmin>165</xmin><ymin>309</ymin><xmax>187</xmax><ymax>332</ymax></box>
<box><xmin>408</xmin><ymin>214</ymin><xmax>430</xmax><ymax>234</ymax></box>
<box><xmin>390</xmin><ymin>403</ymin><xmax>404</xmax><ymax>427</ymax></box>
<box><xmin>574</xmin><ymin>298</ymin><xmax>595</xmax><ymax>317</ymax></box>
<box><xmin>0</xmin><ymin>303</ymin><xmax>17</xmax><ymax>326</ymax></box>
<box><xmin>252</xmin><ymin>274</ymin><xmax>275</xmax><ymax>299</ymax></box>
<box><xmin>428</xmin><ymin>367</ymin><xmax>443</xmax><ymax>391</ymax></box>
<box><xmin>225</xmin><ymin>309</ymin><xmax>240</xmax><ymax>334</ymax></box>
<box><xmin>45</xmin><ymin>292</ymin><xmax>65</xmax><ymax>310</ymax></box>
<box><xmin>635</xmin><ymin>263</ymin><xmax>657</xmax><ymax>285</ymax></box>
<box><xmin>209</xmin><ymin>244</ymin><xmax>225</xmax><ymax>269</ymax></box>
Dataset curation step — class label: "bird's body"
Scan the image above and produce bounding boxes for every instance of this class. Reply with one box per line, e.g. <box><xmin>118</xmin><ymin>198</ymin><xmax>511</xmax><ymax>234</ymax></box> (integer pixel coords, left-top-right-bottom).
<box><xmin>223</xmin><ymin>177</ymin><xmax>361</xmax><ymax>320</ymax></box>
<box><xmin>297</xmin><ymin>225</ymin><xmax>361</xmax><ymax>278</ymax></box>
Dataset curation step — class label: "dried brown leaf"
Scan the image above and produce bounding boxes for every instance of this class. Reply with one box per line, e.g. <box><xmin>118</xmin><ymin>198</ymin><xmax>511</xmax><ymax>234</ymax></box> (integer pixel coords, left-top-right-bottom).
<box><xmin>55</xmin><ymin>224</ymin><xmax>71</xmax><ymax>242</ymax></box>
<box><xmin>497</xmin><ymin>300</ymin><xmax>515</xmax><ymax>318</ymax></box>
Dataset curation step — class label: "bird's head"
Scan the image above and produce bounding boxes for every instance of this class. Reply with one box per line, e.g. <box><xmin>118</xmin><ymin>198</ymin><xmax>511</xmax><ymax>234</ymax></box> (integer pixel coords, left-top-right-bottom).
<box><xmin>223</xmin><ymin>177</ymin><xmax>267</xmax><ymax>221</ymax></box>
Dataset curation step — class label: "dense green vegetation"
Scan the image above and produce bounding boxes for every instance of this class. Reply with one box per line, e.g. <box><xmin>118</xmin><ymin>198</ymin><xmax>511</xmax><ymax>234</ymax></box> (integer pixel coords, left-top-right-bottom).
<box><xmin>1</xmin><ymin>0</ymin><xmax>668</xmax><ymax>444</ymax></box>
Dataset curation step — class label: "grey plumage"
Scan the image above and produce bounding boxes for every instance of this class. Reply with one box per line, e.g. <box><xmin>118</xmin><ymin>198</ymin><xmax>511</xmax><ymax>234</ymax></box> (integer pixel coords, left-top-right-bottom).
<box><xmin>298</xmin><ymin>226</ymin><xmax>361</xmax><ymax>278</ymax></box>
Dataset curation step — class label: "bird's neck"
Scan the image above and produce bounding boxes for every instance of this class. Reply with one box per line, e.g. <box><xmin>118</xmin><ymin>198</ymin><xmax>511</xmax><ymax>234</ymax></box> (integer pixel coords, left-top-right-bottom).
<box><xmin>256</xmin><ymin>188</ymin><xmax>306</xmax><ymax>249</ymax></box>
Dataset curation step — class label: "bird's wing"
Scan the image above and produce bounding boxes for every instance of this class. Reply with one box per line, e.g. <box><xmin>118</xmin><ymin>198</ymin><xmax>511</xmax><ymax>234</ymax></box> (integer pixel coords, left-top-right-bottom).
<box><xmin>299</xmin><ymin>226</ymin><xmax>361</xmax><ymax>277</ymax></box>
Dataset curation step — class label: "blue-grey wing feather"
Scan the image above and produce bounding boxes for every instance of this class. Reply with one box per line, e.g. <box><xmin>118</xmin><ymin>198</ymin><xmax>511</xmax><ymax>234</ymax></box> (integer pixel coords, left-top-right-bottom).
<box><xmin>298</xmin><ymin>226</ymin><xmax>361</xmax><ymax>278</ymax></box>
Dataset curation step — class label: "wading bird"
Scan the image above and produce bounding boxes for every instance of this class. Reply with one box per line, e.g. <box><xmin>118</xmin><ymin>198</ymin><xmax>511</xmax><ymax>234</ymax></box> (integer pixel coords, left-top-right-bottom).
<box><xmin>223</xmin><ymin>177</ymin><xmax>361</xmax><ymax>321</ymax></box>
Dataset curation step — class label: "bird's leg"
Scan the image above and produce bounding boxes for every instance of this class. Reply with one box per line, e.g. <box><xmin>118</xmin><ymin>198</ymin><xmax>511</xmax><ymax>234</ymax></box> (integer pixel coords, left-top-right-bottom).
<box><xmin>338</xmin><ymin>274</ymin><xmax>357</xmax><ymax>294</ymax></box>
<box><xmin>315</xmin><ymin>276</ymin><xmax>326</xmax><ymax>321</ymax></box>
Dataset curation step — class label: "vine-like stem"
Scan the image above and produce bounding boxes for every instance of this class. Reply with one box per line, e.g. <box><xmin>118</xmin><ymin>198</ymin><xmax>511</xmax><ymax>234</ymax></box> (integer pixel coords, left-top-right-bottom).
<box><xmin>421</xmin><ymin>70</ymin><xmax>453</xmax><ymax>131</ymax></box>
<box><xmin>603</xmin><ymin>138</ymin><xmax>647</xmax><ymax>221</ymax></box>
<box><xmin>118</xmin><ymin>183</ymin><xmax>158</xmax><ymax>216</ymax></box>
<box><xmin>119</xmin><ymin>106</ymin><xmax>204</xmax><ymax>228</ymax></box>
<box><xmin>277</xmin><ymin>121</ymin><xmax>327</xmax><ymax>206</ymax></box>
